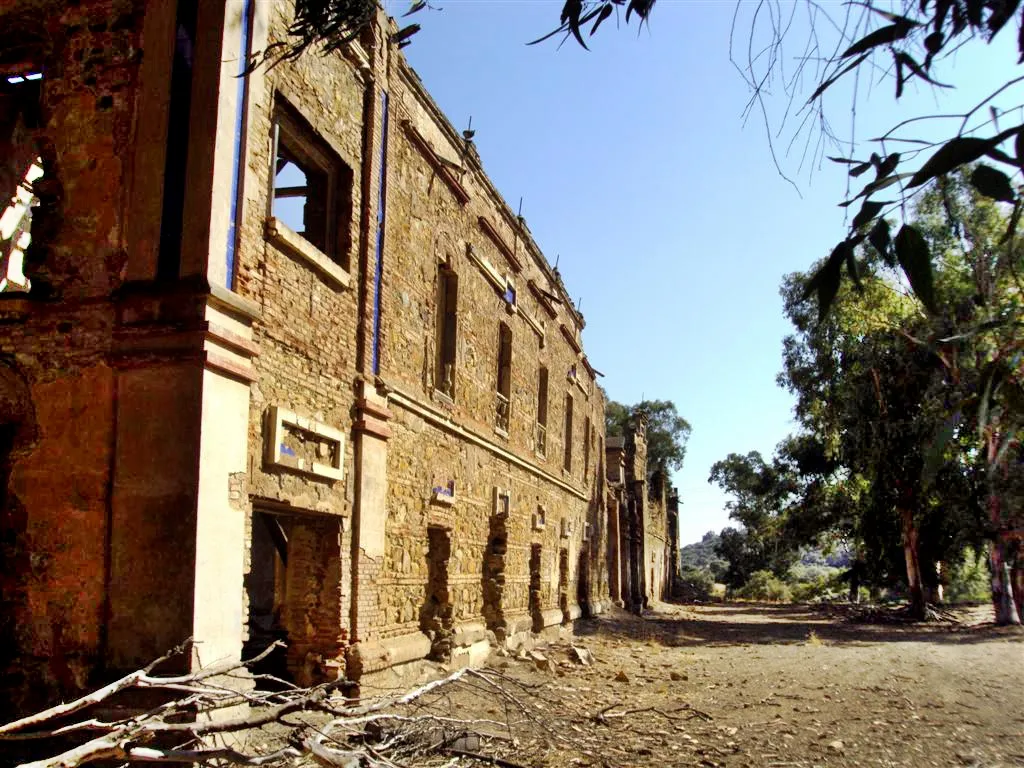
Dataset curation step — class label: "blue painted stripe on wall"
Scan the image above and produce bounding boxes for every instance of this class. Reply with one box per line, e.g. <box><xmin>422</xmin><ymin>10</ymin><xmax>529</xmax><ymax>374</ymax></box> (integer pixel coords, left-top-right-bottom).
<box><xmin>225</xmin><ymin>0</ymin><xmax>253</xmax><ymax>288</ymax></box>
<box><xmin>372</xmin><ymin>90</ymin><xmax>389</xmax><ymax>375</ymax></box>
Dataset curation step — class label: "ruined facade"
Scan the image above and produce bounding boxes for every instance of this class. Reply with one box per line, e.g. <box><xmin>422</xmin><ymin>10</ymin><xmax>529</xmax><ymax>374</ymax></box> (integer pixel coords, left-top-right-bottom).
<box><xmin>605</xmin><ymin>416</ymin><xmax>679</xmax><ymax>611</ymax></box>
<box><xmin>0</xmin><ymin>0</ymin><xmax>616</xmax><ymax>711</ymax></box>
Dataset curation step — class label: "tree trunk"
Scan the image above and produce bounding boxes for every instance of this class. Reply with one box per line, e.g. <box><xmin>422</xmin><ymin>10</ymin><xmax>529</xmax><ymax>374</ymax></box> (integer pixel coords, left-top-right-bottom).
<box><xmin>989</xmin><ymin>537</ymin><xmax>1021</xmax><ymax>626</ymax></box>
<box><xmin>899</xmin><ymin>507</ymin><xmax>925</xmax><ymax>620</ymax></box>
<box><xmin>987</xmin><ymin>491</ymin><xmax>1021</xmax><ymax>626</ymax></box>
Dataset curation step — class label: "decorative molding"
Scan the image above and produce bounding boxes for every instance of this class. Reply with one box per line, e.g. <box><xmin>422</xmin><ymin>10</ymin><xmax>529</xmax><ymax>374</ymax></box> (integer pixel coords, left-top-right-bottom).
<box><xmin>383</xmin><ymin>383</ymin><xmax>587</xmax><ymax>501</ymax></box>
<box><xmin>478</xmin><ymin>216</ymin><xmax>522</xmax><ymax>273</ymax></box>
<box><xmin>400</xmin><ymin>119</ymin><xmax>471</xmax><ymax>205</ymax></box>
<box><xmin>533</xmin><ymin>505</ymin><xmax>547</xmax><ymax>532</ymax></box>
<box><xmin>581</xmin><ymin>355</ymin><xmax>602</xmax><ymax>380</ymax></box>
<box><xmin>266</xmin><ymin>217</ymin><xmax>351</xmax><ymax>290</ymax></box>
<box><xmin>204</xmin><ymin>350</ymin><xmax>258</xmax><ymax>383</ymax></box>
<box><xmin>205</xmin><ymin>322</ymin><xmax>260</xmax><ymax>358</ymax></box>
<box><xmin>560</xmin><ymin>324</ymin><xmax>582</xmax><ymax>355</ymax></box>
<box><xmin>493</xmin><ymin>487</ymin><xmax>511</xmax><ymax>518</ymax></box>
<box><xmin>208</xmin><ymin>283</ymin><xmax>262</xmax><ymax>322</ymax></box>
<box><xmin>466</xmin><ymin>243</ymin><xmax>514</xmax><ymax>305</ymax></box>
<box><xmin>466</xmin><ymin>243</ymin><xmax>545</xmax><ymax>342</ymax></box>
<box><xmin>265</xmin><ymin>405</ymin><xmax>345</xmax><ymax>481</ymax></box>
<box><xmin>520</xmin><ymin>307</ymin><xmax>545</xmax><ymax>346</ymax></box>
<box><xmin>431</xmin><ymin>480</ymin><xmax>456</xmax><ymax>507</ymax></box>
<box><xmin>527</xmin><ymin>279</ymin><xmax>558</xmax><ymax>319</ymax></box>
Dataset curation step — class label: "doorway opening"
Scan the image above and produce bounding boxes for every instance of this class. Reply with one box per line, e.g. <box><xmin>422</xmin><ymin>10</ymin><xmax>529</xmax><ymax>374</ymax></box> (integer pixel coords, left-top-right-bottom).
<box><xmin>482</xmin><ymin>513</ymin><xmax>508</xmax><ymax>641</ymax></box>
<box><xmin>420</xmin><ymin>526</ymin><xmax>454</xmax><ymax>661</ymax></box>
<box><xmin>558</xmin><ymin>549</ymin><xmax>569</xmax><ymax>625</ymax></box>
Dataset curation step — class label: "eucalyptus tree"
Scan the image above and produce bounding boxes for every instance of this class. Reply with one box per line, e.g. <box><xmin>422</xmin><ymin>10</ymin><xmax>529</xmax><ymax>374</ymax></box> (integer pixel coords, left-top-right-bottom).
<box><xmin>606</xmin><ymin>399</ymin><xmax>692</xmax><ymax>477</ymax></box>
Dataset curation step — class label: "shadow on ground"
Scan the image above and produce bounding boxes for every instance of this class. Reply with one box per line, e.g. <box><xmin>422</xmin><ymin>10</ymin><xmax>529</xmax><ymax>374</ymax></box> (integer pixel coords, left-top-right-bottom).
<box><xmin>573</xmin><ymin>602</ymin><xmax>1023</xmax><ymax>648</ymax></box>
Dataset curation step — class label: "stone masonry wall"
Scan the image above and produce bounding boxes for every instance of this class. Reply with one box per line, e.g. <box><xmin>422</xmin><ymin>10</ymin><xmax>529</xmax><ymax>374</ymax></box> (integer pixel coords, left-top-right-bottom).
<box><xmin>0</xmin><ymin>0</ymin><xmax>142</xmax><ymax>713</ymax></box>
<box><xmin>231</xmin><ymin>2</ymin><xmax>370</xmax><ymax>671</ymax></box>
<box><xmin>375</xmin><ymin>53</ymin><xmax>609</xmax><ymax>648</ymax></box>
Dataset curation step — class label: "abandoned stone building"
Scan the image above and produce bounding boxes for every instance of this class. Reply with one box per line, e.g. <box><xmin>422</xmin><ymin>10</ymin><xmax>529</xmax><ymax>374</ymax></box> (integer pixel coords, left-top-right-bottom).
<box><xmin>0</xmin><ymin>0</ymin><xmax>659</xmax><ymax>712</ymax></box>
<box><xmin>605</xmin><ymin>421</ymin><xmax>680</xmax><ymax>611</ymax></box>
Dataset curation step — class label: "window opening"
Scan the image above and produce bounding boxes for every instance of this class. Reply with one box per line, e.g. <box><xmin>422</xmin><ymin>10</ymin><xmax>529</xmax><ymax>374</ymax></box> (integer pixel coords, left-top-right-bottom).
<box><xmin>495</xmin><ymin>323</ymin><xmax>512</xmax><ymax>432</ymax></box>
<box><xmin>482</xmin><ymin>512</ymin><xmax>508</xmax><ymax>641</ymax></box>
<box><xmin>558</xmin><ymin>549</ymin><xmax>570</xmax><ymax>624</ymax></box>
<box><xmin>536</xmin><ymin>366</ymin><xmax>548</xmax><ymax>456</ymax></box>
<box><xmin>529</xmin><ymin>544</ymin><xmax>543</xmax><ymax>633</ymax></box>
<box><xmin>577</xmin><ymin>547</ymin><xmax>591</xmax><ymax>617</ymax></box>
<box><xmin>157</xmin><ymin>0</ymin><xmax>198</xmax><ymax>281</ymax></box>
<box><xmin>1</xmin><ymin>70</ymin><xmax>45</xmax><ymax>294</ymax></box>
<box><xmin>563</xmin><ymin>393</ymin><xmax>574</xmax><ymax>473</ymax></box>
<box><xmin>435</xmin><ymin>265</ymin><xmax>458</xmax><ymax>398</ymax></box>
<box><xmin>583</xmin><ymin>415</ymin><xmax>591</xmax><ymax>477</ymax></box>
<box><xmin>270</xmin><ymin>102</ymin><xmax>352</xmax><ymax>268</ymax></box>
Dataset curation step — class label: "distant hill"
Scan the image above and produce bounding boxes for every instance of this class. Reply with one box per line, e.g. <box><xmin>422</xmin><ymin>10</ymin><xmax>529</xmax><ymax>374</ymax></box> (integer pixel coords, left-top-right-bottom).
<box><xmin>679</xmin><ymin>530</ymin><xmax>728</xmax><ymax>581</ymax></box>
<box><xmin>679</xmin><ymin>530</ymin><xmax>850</xmax><ymax>582</ymax></box>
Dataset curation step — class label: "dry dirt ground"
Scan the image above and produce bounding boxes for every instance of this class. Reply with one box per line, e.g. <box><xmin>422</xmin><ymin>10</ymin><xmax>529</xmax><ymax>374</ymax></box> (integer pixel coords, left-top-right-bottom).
<box><xmin>392</xmin><ymin>603</ymin><xmax>1024</xmax><ymax>768</ymax></box>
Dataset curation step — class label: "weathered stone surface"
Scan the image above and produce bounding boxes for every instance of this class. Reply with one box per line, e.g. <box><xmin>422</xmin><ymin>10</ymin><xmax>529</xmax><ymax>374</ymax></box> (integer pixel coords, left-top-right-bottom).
<box><xmin>0</xmin><ymin>0</ymin><xmax>644</xmax><ymax>712</ymax></box>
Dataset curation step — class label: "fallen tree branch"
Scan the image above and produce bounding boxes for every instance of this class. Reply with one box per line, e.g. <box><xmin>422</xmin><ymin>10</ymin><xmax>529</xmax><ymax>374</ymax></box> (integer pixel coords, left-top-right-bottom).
<box><xmin>2</xmin><ymin>645</ymin><xmax>543</xmax><ymax>768</ymax></box>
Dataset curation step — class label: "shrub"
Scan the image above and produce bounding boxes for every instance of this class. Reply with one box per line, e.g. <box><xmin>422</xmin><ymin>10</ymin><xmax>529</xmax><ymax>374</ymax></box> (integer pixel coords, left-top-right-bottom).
<box><xmin>945</xmin><ymin>547</ymin><xmax>990</xmax><ymax>604</ymax></box>
<box><xmin>788</xmin><ymin>566</ymin><xmax>846</xmax><ymax>603</ymax></box>
<box><xmin>675</xmin><ymin>567</ymin><xmax>714</xmax><ymax>602</ymax></box>
<box><xmin>734</xmin><ymin>570</ymin><xmax>792</xmax><ymax>602</ymax></box>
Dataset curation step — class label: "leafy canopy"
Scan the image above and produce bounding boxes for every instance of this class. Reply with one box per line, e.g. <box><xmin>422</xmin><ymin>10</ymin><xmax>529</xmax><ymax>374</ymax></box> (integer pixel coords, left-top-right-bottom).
<box><xmin>605</xmin><ymin>398</ymin><xmax>691</xmax><ymax>474</ymax></box>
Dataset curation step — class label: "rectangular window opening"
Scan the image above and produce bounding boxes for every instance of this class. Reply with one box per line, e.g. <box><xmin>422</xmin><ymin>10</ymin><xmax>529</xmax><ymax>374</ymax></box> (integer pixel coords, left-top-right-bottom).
<box><xmin>495</xmin><ymin>323</ymin><xmax>512</xmax><ymax>432</ymax></box>
<box><xmin>584</xmin><ymin>415</ymin><xmax>591</xmax><ymax>476</ymax></box>
<box><xmin>0</xmin><ymin>72</ymin><xmax>44</xmax><ymax>294</ymax></box>
<box><xmin>270</xmin><ymin>101</ymin><xmax>353</xmax><ymax>269</ymax></box>
<box><xmin>157</xmin><ymin>0</ymin><xmax>198</xmax><ymax>282</ymax></box>
<box><xmin>435</xmin><ymin>265</ymin><xmax>458</xmax><ymax>399</ymax></box>
<box><xmin>563</xmin><ymin>393</ymin><xmax>574</xmax><ymax>473</ymax></box>
<box><xmin>536</xmin><ymin>366</ymin><xmax>548</xmax><ymax>457</ymax></box>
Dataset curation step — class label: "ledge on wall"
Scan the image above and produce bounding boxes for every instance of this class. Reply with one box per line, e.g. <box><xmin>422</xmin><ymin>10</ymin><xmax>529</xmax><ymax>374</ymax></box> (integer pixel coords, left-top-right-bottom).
<box><xmin>265</xmin><ymin>217</ymin><xmax>351</xmax><ymax>290</ymax></box>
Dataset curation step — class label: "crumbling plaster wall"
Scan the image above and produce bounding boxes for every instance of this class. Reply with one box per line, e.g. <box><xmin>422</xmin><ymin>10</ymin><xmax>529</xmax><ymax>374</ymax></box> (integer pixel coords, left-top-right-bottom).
<box><xmin>0</xmin><ymin>0</ymin><xmax>142</xmax><ymax>712</ymax></box>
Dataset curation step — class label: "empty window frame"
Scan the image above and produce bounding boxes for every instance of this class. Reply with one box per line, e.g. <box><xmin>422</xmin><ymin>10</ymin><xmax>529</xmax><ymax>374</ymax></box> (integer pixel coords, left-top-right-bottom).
<box><xmin>270</xmin><ymin>102</ymin><xmax>352</xmax><ymax>267</ymax></box>
<box><xmin>435</xmin><ymin>265</ymin><xmax>458</xmax><ymax>398</ymax></box>
<box><xmin>563</xmin><ymin>393</ymin><xmax>574</xmax><ymax>473</ymax></box>
<box><xmin>0</xmin><ymin>70</ymin><xmax>45</xmax><ymax>293</ymax></box>
<box><xmin>583</xmin><ymin>415</ymin><xmax>591</xmax><ymax>476</ymax></box>
<box><xmin>495</xmin><ymin>323</ymin><xmax>512</xmax><ymax>432</ymax></box>
<box><xmin>536</xmin><ymin>366</ymin><xmax>548</xmax><ymax>456</ymax></box>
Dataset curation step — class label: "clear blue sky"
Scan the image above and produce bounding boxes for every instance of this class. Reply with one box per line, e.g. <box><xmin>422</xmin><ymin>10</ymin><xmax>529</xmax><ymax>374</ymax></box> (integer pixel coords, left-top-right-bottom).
<box><xmin>394</xmin><ymin>0</ymin><xmax>1018</xmax><ymax>546</ymax></box>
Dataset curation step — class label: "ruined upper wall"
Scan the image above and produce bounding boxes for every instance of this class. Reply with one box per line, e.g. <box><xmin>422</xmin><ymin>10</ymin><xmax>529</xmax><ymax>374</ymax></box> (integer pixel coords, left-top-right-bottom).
<box><xmin>378</xmin><ymin>10</ymin><xmax>606</xmax><ymax>483</ymax></box>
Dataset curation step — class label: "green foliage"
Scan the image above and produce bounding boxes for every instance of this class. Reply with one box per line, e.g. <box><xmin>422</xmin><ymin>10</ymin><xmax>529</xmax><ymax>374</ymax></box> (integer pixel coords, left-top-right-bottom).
<box><xmin>675</xmin><ymin>567</ymin><xmax>715</xmax><ymax>602</ymax></box>
<box><xmin>605</xmin><ymin>398</ymin><xmax>691</xmax><ymax>474</ymax></box>
<box><xmin>945</xmin><ymin>547</ymin><xmax>992</xmax><ymax>604</ymax></box>
<box><xmin>788</xmin><ymin>566</ymin><xmax>846</xmax><ymax>603</ymax></box>
<box><xmin>604</xmin><ymin>400</ymin><xmax>629</xmax><ymax>437</ymax></box>
<box><xmin>709</xmin><ymin>180</ymin><xmax>1020</xmax><ymax>613</ymax></box>
<box><xmin>253</xmin><ymin>0</ymin><xmax>378</xmax><ymax>68</ymax></box>
<box><xmin>733</xmin><ymin>570</ymin><xmax>792</xmax><ymax>603</ymax></box>
<box><xmin>678</xmin><ymin>531</ymin><xmax>728</xmax><ymax>582</ymax></box>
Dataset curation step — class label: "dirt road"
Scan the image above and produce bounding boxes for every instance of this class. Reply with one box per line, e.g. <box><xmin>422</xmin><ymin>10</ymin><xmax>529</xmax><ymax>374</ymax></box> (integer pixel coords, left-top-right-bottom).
<box><xmin>416</xmin><ymin>603</ymin><xmax>1024</xmax><ymax>767</ymax></box>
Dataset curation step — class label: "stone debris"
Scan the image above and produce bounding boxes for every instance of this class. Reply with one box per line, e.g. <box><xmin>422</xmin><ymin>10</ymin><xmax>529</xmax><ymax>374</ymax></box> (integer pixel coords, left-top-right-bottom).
<box><xmin>568</xmin><ymin>645</ymin><xmax>595</xmax><ymax>666</ymax></box>
<box><xmin>528</xmin><ymin>650</ymin><xmax>556</xmax><ymax>672</ymax></box>
<box><xmin>614</xmin><ymin>670</ymin><xmax>631</xmax><ymax>683</ymax></box>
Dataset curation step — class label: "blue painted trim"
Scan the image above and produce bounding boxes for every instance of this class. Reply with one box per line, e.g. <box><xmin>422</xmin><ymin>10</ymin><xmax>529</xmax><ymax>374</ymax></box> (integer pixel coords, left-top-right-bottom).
<box><xmin>371</xmin><ymin>90</ymin><xmax>389</xmax><ymax>375</ymax></box>
<box><xmin>225</xmin><ymin>0</ymin><xmax>253</xmax><ymax>289</ymax></box>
